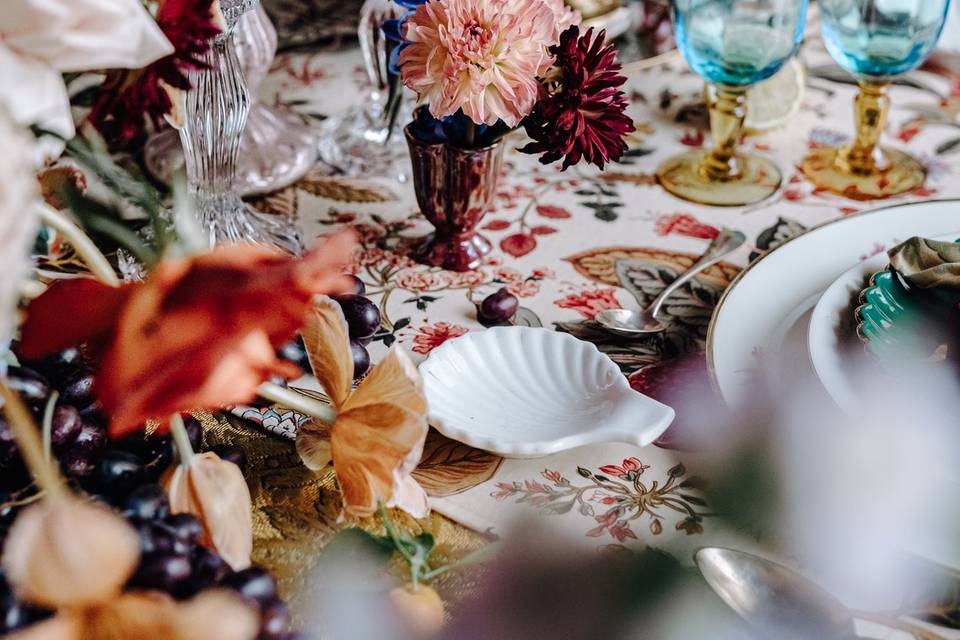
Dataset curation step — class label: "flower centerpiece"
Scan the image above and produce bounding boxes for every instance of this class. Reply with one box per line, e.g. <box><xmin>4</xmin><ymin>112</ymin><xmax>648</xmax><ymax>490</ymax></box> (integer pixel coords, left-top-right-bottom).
<box><xmin>387</xmin><ymin>0</ymin><xmax>634</xmax><ymax>271</ymax></box>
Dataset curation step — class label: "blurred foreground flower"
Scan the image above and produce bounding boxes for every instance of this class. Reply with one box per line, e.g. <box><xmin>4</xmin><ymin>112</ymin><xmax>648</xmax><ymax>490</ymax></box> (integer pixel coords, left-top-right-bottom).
<box><xmin>88</xmin><ymin>0</ymin><xmax>225</xmax><ymax>145</ymax></box>
<box><xmin>0</xmin><ymin>0</ymin><xmax>172</xmax><ymax>139</ymax></box>
<box><xmin>296</xmin><ymin>298</ymin><xmax>429</xmax><ymax>518</ymax></box>
<box><xmin>18</xmin><ymin>233</ymin><xmax>356</xmax><ymax>436</ymax></box>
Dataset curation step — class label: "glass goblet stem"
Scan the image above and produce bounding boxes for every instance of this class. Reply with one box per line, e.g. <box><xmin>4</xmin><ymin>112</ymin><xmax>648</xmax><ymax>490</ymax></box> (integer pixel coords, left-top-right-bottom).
<box><xmin>703</xmin><ymin>84</ymin><xmax>748</xmax><ymax>181</ymax></box>
<box><xmin>840</xmin><ymin>81</ymin><xmax>890</xmax><ymax>175</ymax></box>
<box><xmin>181</xmin><ymin>31</ymin><xmax>249</xmax><ymax>207</ymax></box>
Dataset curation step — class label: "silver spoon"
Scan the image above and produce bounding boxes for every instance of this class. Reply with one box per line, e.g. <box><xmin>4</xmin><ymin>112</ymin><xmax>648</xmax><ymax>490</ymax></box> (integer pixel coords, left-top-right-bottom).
<box><xmin>696</xmin><ymin>547</ymin><xmax>947</xmax><ymax>640</ymax></box>
<box><xmin>595</xmin><ymin>228</ymin><xmax>746</xmax><ymax>337</ymax></box>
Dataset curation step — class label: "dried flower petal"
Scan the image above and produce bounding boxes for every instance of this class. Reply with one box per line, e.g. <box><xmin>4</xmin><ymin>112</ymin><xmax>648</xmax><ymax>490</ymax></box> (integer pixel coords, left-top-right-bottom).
<box><xmin>296</xmin><ymin>419</ymin><xmax>333</xmax><ymax>472</ymax></box>
<box><xmin>172</xmin><ymin>589</ymin><xmax>259</xmax><ymax>640</ymax></box>
<box><xmin>301</xmin><ymin>297</ymin><xmax>353</xmax><ymax>408</ymax></box>
<box><xmin>162</xmin><ymin>452</ymin><xmax>253</xmax><ymax>570</ymax></box>
<box><xmin>334</xmin><ymin>348</ymin><xmax>429</xmax><ymax>518</ymax></box>
<box><xmin>2</xmin><ymin>496</ymin><xmax>140</xmax><ymax>609</ymax></box>
<box><xmin>2</xmin><ymin>615</ymin><xmax>80</xmax><ymax>640</ymax></box>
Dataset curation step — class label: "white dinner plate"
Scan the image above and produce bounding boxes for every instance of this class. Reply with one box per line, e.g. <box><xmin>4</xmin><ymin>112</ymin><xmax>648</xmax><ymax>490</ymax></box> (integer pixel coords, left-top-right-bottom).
<box><xmin>708</xmin><ymin>199</ymin><xmax>960</xmax><ymax>411</ymax></box>
<box><xmin>807</xmin><ymin>231</ymin><xmax>960</xmax><ymax>413</ymax></box>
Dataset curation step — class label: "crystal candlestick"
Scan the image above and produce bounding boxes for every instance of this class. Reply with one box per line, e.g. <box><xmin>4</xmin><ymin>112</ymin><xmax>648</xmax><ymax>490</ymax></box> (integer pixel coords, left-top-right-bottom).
<box><xmin>145</xmin><ymin>4</ymin><xmax>317</xmax><ymax>197</ymax></box>
<box><xmin>178</xmin><ymin>0</ymin><xmax>303</xmax><ymax>253</ymax></box>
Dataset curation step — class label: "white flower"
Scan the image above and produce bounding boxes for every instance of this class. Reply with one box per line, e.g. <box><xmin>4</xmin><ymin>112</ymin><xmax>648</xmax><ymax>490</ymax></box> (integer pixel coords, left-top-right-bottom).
<box><xmin>0</xmin><ymin>0</ymin><xmax>173</xmax><ymax>138</ymax></box>
<box><xmin>0</xmin><ymin>108</ymin><xmax>38</xmax><ymax>353</ymax></box>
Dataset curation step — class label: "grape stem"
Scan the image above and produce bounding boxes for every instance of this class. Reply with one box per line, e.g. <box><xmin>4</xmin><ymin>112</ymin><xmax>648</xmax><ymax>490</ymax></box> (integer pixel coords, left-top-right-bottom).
<box><xmin>169</xmin><ymin>413</ymin><xmax>195</xmax><ymax>467</ymax></box>
<box><xmin>0</xmin><ymin>382</ymin><xmax>64</xmax><ymax>498</ymax></box>
<box><xmin>256</xmin><ymin>382</ymin><xmax>337</xmax><ymax>424</ymax></box>
<box><xmin>41</xmin><ymin>391</ymin><xmax>59</xmax><ymax>465</ymax></box>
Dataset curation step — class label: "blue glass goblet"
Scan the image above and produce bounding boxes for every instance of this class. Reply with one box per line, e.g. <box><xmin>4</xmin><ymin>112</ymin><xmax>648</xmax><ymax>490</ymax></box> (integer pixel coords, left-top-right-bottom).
<box><xmin>657</xmin><ymin>0</ymin><xmax>808</xmax><ymax>206</ymax></box>
<box><xmin>801</xmin><ymin>0</ymin><xmax>951</xmax><ymax>199</ymax></box>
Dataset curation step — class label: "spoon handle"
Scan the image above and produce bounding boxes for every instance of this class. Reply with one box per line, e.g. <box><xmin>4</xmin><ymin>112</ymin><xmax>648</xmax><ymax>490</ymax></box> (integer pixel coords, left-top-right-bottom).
<box><xmin>646</xmin><ymin>228</ymin><xmax>746</xmax><ymax>320</ymax></box>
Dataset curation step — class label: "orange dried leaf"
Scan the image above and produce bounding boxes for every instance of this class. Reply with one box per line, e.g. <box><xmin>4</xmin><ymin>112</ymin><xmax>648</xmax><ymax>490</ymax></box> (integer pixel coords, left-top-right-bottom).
<box><xmin>301</xmin><ymin>297</ymin><xmax>353</xmax><ymax>408</ymax></box>
<box><xmin>295</xmin><ymin>420</ymin><xmax>333</xmax><ymax>472</ymax></box>
<box><xmin>162</xmin><ymin>452</ymin><xmax>252</xmax><ymax>571</ymax></box>
<box><xmin>2</xmin><ymin>497</ymin><xmax>140</xmax><ymax>609</ymax></box>
<box><xmin>173</xmin><ymin>589</ymin><xmax>259</xmax><ymax>640</ymax></box>
<box><xmin>333</xmin><ymin>348</ymin><xmax>429</xmax><ymax>518</ymax></box>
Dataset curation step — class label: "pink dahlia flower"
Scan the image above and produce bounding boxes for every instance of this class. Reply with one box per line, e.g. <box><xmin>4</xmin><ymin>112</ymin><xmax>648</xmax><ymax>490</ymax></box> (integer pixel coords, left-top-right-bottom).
<box><xmin>399</xmin><ymin>0</ymin><xmax>573</xmax><ymax>127</ymax></box>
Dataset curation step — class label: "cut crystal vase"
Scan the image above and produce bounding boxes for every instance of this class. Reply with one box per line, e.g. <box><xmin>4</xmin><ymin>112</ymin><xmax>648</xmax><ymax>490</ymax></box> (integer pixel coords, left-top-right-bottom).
<box><xmin>146</xmin><ymin>4</ymin><xmax>317</xmax><ymax>199</ymax></box>
<box><xmin>177</xmin><ymin>0</ymin><xmax>303</xmax><ymax>253</ymax></box>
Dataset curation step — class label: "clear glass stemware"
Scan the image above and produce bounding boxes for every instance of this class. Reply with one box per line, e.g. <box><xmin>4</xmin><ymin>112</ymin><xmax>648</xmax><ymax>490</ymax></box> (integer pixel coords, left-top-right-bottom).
<box><xmin>800</xmin><ymin>0</ymin><xmax>951</xmax><ymax>200</ymax></box>
<box><xmin>656</xmin><ymin>0</ymin><xmax>808</xmax><ymax>206</ymax></box>
<box><xmin>178</xmin><ymin>0</ymin><xmax>303</xmax><ymax>254</ymax></box>
<box><xmin>316</xmin><ymin>0</ymin><xmax>409</xmax><ymax>179</ymax></box>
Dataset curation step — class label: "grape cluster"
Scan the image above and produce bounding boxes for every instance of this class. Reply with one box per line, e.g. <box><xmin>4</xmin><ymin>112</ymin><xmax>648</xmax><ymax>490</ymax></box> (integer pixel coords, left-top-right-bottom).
<box><xmin>277</xmin><ymin>275</ymin><xmax>380</xmax><ymax>381</ymax></box>
<box><xmin>0</xmin><ymin>349</ymin><xmax>299</xmax><ymax>638</ymax></box>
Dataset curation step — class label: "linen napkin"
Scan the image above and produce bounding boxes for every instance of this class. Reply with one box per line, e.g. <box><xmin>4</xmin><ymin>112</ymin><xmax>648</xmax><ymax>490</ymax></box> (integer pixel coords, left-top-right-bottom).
<box><xmin>888</xmin><ymin>236</ymin><xmax>960</xmax><ymax>290</ymax></box>
<box><xmin>0</xmin><ymin>0</ymin><xmax>173</xmax><ymax>139</ymax></box>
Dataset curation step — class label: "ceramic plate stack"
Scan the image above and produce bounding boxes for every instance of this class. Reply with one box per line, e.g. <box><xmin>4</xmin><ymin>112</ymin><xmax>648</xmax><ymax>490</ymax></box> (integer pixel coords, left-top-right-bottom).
<box><xmin>707</xmin><ymin>198</ymin><xmax>960</xmax><ymax>413</ymax></box>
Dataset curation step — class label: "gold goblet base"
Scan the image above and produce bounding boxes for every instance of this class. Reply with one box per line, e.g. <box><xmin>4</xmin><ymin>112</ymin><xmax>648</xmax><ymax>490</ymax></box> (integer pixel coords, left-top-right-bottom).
<box><xmin>656</xmin><ymin>150</ymin><xmax>782</xmax><ymax>207</ymax></box>
<box><xmin>800</xmin><ymin>146</ymin><xmax>925</xmax><ymax>201</ymax></box>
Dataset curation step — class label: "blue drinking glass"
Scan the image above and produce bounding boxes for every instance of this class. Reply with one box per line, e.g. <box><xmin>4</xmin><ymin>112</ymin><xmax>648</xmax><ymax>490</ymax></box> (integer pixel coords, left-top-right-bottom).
<box><xmin>801</xmin><ymin>0</ymin><xmax>951</xmax><ymax>199</ymax></box>
<box><xmin>657</xmin><ymin>0</ymin><xmax>808</xmax><ymax>206</ymax></box>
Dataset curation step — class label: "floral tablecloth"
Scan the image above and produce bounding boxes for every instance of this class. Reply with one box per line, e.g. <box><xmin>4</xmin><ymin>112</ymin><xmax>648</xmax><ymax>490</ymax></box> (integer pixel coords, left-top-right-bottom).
<box><xmin>230</xmin><ymin>30</ymin><xmax>960</xmax><ymax>611</ymax></box>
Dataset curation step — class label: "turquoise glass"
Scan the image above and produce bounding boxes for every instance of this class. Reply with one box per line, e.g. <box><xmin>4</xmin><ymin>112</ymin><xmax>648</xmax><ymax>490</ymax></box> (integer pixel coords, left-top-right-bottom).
<box><xmin>673</xmin><ymin>0</ymin><xmax>809</xmax><ymax>86</ymax></box>
<box><xmin>820</xmin><ymin>0</ymin><xmax>951</xmax><ymax>79</ymax></box>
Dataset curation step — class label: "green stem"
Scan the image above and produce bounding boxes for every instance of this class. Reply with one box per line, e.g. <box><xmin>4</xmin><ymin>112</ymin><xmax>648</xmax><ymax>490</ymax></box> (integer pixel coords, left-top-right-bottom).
<box><xmin>421</xmin><ymin>543</ymin><xmax>500</xmax><ymax>581</ymax></box>
<box><xmin>256</xmin><ymin>382</ymin><xmax>337</xmax><ymax>424</ymax></box>
<box><xmin>169</xmin><ymin>414</ymin><xmax>195</xmax><ymax>467</ymax></box>
<box><xmin>41</xmin><ymin>391</ymin><xmax>59</xmax><ymax>466</ymax></box>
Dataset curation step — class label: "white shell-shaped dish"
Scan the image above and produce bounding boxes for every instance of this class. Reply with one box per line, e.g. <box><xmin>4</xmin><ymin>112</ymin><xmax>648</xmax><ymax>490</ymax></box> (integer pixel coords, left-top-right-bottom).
<box><xmin>418</xmin><ymin>327</ymin><xmax>675</xmax><ymax>458</ymax></box>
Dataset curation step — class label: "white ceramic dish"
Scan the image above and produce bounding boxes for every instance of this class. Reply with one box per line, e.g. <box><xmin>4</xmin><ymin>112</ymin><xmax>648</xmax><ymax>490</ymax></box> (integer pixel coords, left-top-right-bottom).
<box><xmin>708</xmin><ymin>199</ymin><xmax>960</xmax><ymax>411</ymax></box>
<box><xmin>419</xmin><ymin>326</ymin><xmax>675</xmax><ymax>458</ymax></box>
<box><xmin>807</xmin><ymin>231</ymin><xmax>960</xmax><ymax>413</ymax></box>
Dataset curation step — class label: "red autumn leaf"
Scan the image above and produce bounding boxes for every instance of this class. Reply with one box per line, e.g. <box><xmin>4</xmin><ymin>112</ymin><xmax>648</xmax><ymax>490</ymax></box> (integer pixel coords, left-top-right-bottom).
<box><xmin>482</xmin><ymin>219</ymin><xmax>511</xmax><ymax>231</ymax></box>
<box><xmin>536</xmin><ymin>205</ymin><xmax>571</xmax><ymax>219</ymax></box>
<box><xmin>500</xmin><ymin>233</ymin><xmax>537</xmax><ymax>257</ymax></box>
<box><xmin>529</xmin><ymin>225</ymin><xmax>557</xmax><ymax>236</ymax></box>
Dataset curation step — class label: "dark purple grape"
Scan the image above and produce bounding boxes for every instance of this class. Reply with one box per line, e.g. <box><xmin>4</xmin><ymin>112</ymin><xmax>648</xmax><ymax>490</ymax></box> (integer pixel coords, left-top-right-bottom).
<box><xmin>334</xmin><ymin>295</ymin><xmax>381</xmax><ymax>340</ymax></box>
<box><xmin>0</xmin><ymin>418</ymin><xmax>17</xmax><ymax>466</ymax></box>
<box><xmin>191</xmin><ymin>546</ymin><xmax>230</xmax><ymax>589</ymax></box>
<box><xmin>277</xmin><ymin>339</ymin><xmax>310</xmax><ymax>371</ymax></box>
<box><xmin>130</xmin><ymin>553</ymin><xmax>192</xmax><ymax>596</ymax></box>
<box><xmin>0</xmin><ymin>492</ymin><xmax>12</xmax><ymax>521</ymax></box>
<box><xmin>210</xmin><ymin>444</ymin><xmax>247</xmax><ymax>472</ymax></box>
<box><xmin>224</xmin><ymin>567</ymin><xmax>278</xmax><ymax>606</ymax></box>
<box><xmin>349</xmin><ymin>340</ymin><xmax>370</xmax><ymax>380</ymax></box>
<box><xmin>5</xmin><ymin>366</ymin><xmax>49</xmax><ymax>405</ymax></box>
<box><xmin>137</xmin><ymin>522</ymin><xmax>176</xmax><ymax>555</ymax></box>
<box><xmin>479</xmin><ymin>288</ymin><xmax>519</xmax><ymax>324</ymax></box>
<box><xmin>1</xmin><ymin>595</ymin><xmax>49</xmax><ymax>632</ymax></box>
<box><xmin>95</xmin><ymin>450</ymin><xmax>147</xmax><ymax>497</ymax></box>
<box><xmin>260</xmin><ymin>599</ymin><xmax>292</xmax><ymax>639</ymax></box>
<box><xmin>123</xmin><ymin>484</ymin><xmax>170</xmax><ymax>522</ymax></box>
<box><xmin>166</xmin><ymin>513</ymin><xmax>203</xmax><ymax>548</ymax></box>
<box><xmin>78</xmin><ymin>401</ymin><xmax>107</xmax><ymax>428</ymax></box>
<box><xmin>72</xmin><ymin>421</ymin><xmax>106</xmax><ymax>454</ymax></box>
<box><xmin>26</xmin><ymin>347</ymin><xmax>84</xmax><ymax>381</ymax></box>
<box><xmin>183</xmin><ymin>416</ymin><xmax>203</xmax><ymax>452</ymax></box>
<box><xmin>59</xmin><ymin>371</ymin><xmax>95</xmax><ymax>409</ymax></box>
<box><xmin>50</xmin><ymin>405</ymin><xmax>82</xmax><ymax>448</ymax></box>
<box><xmin>345</xmin><ymin>274</ymin><xmax>366</xmax><ymax>296</ymax></box>
<box><xmin>61</xmin><ymin>450</ymin><xmax>95</xmax><ymax>479</ymax></box>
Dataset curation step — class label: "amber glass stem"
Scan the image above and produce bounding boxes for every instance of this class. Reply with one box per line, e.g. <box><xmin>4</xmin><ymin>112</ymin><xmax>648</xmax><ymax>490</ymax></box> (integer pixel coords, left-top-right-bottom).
<box><xmin>703</xmin><ymin>84</ymin><xmax>748</xmax><ymax>181</ymax></box>
<box><xmin>841</xmin><ymin>81</ymin><xmax>890</xmax><ymax>175</ymax></box>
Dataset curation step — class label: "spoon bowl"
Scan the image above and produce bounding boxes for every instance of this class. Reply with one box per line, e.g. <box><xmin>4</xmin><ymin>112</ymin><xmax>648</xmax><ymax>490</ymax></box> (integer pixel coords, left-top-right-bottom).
<box><xmin>596</xmin><ymin>229</ymin><xmax>746</xmax><ymax>338</ymax></box>
<box><xmin>695</xmin><ymin>547</ymin><xmax>856</xmax><ymax>640</ymax></box>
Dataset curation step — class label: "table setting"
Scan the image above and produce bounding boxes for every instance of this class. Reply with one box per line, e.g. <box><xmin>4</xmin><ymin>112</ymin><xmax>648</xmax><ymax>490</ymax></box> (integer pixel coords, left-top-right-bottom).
<box><xmin>3</xmin><ymin>0</ymin><xmax>960</xmax><ymax>638</ymax></box>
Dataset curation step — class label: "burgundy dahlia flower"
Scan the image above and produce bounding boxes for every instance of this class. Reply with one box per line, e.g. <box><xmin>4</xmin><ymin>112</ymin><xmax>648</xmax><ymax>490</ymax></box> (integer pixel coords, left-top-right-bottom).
<box><xmin>87</xmin><ymin>0</ymin><xmax>222</xmax><ymax>146</ymax></box>
<box><xmin>521</xmin><ymin>26</ymin><xmax>634</xmax><ymax>170</ymax></box>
